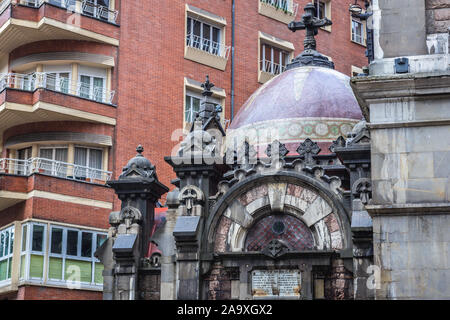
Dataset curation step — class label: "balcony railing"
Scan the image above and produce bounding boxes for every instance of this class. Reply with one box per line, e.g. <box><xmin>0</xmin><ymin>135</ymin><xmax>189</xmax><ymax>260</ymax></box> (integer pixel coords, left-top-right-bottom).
<box><xmin>260</xmin><ymin>0</ymin><xmax>298</xmax><ymax>16</ymax></box>
<box><xmin>0</xmin><ymin>0</ymin><xmax>118</xmax><ymax>23</ymax></box>
<box><xmin>186</xmin><ymin>33</ymin><xmax>231</xmax><ymax>60</ymax></box>
<box><xmin>260</xmin><ymin>60</ymin><xmax>286</xmax><ymax>75</ymax></box>
<box><xmin>0</xmin><ymin>72</ymin><xmax>115</xmax><ymax>104</ymax></box>
<box><xmin>0</xmin><ymin>0</ymin><xmax>10</xmax><ymax>14</ymax></box>
<box><xmin>0</xmin><ymin>158</ymin><xmax>112</xmax><ymax>182</ymax></box>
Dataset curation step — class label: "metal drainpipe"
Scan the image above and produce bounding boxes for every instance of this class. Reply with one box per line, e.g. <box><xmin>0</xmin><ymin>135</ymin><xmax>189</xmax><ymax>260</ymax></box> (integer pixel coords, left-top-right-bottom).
<box><xmin>230</xmin><ymin>0</ymin><xmax>235</xmax><ymax>121</ymax></box>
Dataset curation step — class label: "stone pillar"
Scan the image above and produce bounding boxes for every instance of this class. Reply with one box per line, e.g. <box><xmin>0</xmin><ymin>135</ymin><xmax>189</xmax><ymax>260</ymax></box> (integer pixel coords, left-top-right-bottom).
<box><xmin>96</xmin><ymin>145</ymin><xmax>168</xmax><ymax>300</ymax></box>
<box><xmin>165</xmin><ymin>75</ymin><xmax>228</xmax><ymax>300</ymax></box>
<box><xmin>335</xmin><ymin>121</ymin><xmax>374</xmax><ymax>299</ymax></box>
<box><xmin>352</xmin><ymin>58</ymin><xmax>450</xmax><ymax>299</ymax></box>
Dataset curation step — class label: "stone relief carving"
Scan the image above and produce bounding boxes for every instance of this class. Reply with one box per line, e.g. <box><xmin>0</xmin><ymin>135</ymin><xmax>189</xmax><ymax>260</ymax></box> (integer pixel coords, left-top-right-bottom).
<box><xmin>178</xmin><ymin>185</ymin><xmax>205</xmax><ymax>216</ymax></box>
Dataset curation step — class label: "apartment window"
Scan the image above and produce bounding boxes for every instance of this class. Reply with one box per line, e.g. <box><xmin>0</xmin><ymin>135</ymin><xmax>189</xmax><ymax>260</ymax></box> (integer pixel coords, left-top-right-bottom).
<box><xmin>74</xmin><ymin>147</ymin><xmax>103</xmax><ymax>180</ymax></box>
<box><xmin>79</xmin><ymin>75</ymin><xmax>105</xmax><ymax>102</ymax></box>
<box><xmin>186</xmin><ymin>17</ymin><xmax>222</xmax><ymax>56</ymax></box>
<box><xmin>46</xmin><ymin>72</ymin><xmax>70</xmax><ymax>94</ymax></box>
<box><xmin>351</xmin><ymin>19</ymin><xmax>365</xmax><ymax>45</ymax></box>
<box><xmin>20</xmin><ymin>222</ymin><xmax>106</xmax><ymax>286</ymax></box>
<box><xmin>313</xmin><ymin>0</ymin><xmax>326</xmax><ymax>19</ymax></box>
<box><xmin>0</xmin><ymin>226</ymin><xmax>14</xmax><ymax>283</ymax></box>
<box><xmin>185</xmin><ymin>90</ymin><xmax>221</xmax><ymax>124</ymax></box>
<box><xmin>260</xmin><ymin>43</ymin><xmax>290</xmax><ymax>75</ymax></box>
<box><xmin>39</xmin><ymin>146</ymin><xmax>69</xmax><ymax>177</ymax></box>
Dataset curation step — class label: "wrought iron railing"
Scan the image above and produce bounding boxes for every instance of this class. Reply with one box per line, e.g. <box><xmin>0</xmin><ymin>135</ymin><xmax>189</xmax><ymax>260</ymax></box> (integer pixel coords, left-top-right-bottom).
<box><xmin>0</xmin><ymin>72</ymin><xmax>115</xmax><ymax>104</ymax></box>
<box><xmin>186</xmin><ymin>33</ymin><xmax>231</xmax><ymax>60</ymax></box>
<box><xmin>260</xmin><ymin>60</ymin><xmax>286</xmax><ymax>75</ymax></box>
<box><xmin>0</xmin><ymin>158</ymin><xmax>111</xmax><ymax>182</ymax></box>
<box><xmin>3</xmin><ymin>0</ymin><xmax>118</xmax><ymax>23</ymax></box>
<box><xmin>260</xmin><ymin>0</ymin><xmax>298</xmax><ymax>16</ymax></box>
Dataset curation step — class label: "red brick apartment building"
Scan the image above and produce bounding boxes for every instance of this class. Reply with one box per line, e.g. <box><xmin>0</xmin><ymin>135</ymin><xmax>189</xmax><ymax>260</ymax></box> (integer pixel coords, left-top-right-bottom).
<box><xmin>0</xmin><ymin>0</ymin><xmax>367</xmax><ymax>299</ymax></box>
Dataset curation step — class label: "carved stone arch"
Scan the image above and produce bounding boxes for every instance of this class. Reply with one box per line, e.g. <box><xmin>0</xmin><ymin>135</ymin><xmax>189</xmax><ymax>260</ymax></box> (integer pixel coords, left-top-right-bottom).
<box><xmin>204</xmin><ymin>171</ymin><xmax>351</xmax><ymax>255</ymax></box>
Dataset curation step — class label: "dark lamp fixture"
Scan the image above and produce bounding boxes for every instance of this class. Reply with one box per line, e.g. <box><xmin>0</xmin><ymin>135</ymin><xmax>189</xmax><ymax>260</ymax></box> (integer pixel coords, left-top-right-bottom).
<box><xmin>349</xmin><ymin>3</ymin><xmax>362</xmax><ymax>15</ymax></box>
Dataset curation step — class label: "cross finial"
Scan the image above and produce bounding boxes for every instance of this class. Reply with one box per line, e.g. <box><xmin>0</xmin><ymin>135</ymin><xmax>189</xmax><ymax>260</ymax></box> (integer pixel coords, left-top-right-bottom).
<box><xmin>288</xmin><ymin>3</ymin><xmax>332</xmax><ymax>51</ymax></box>
<box><xmin>201</xmin><ymin>75</ymin><xmax>214</xmax><ymax>97</ymax></box>
<box><xmin>136</xmin><ymin>144</ymin><xmax>144</xmax><ymax>156</ymax></box>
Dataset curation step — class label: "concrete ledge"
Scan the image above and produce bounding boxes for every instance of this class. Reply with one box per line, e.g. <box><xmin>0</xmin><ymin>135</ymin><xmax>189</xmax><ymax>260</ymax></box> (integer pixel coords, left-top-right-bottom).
<box><xmin>366</xmin><ymin>202</ymin><xmax>450</xmax><ymax>216</ymax></box>
<box><xmin>184</xmin><ymin>46</ymin><xmax>228</xmax><ymax>70</ymax></box>
<box><xmin>258</xmin><ymin>1</ymin><xmax>297</xmax><ymax>24</ymax></box>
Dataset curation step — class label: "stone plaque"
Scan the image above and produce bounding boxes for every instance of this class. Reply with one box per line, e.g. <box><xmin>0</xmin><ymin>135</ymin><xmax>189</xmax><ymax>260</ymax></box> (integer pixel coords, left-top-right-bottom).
<box><xmin>251</xmin><ymin>269</ymin><xmax>301</xmax><ymax>299</ymax></box>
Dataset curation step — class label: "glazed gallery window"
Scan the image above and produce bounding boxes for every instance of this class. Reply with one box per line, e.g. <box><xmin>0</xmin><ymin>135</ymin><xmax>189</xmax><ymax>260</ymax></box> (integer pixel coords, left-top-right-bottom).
<box><xmin>186</xmin><ymin>17</ymin><xmax>221</xmax><ymax>56</ymax></box>
<box><xmin>19</xmin><ymin>222</ymin><xmax>106</xmax><ymax>287</ymax></box>
<box><xmin>260</xmin><ymin>43</ymin><xmax>290</xmax><ymax>75</ymax></box>
<box><xmin>79</xmin><ymin>75</ymin><xmax>105</xmax><ymax>102</ymax></box>
<box><xmin>74</xmin><ymin>147</ymin><xmax>103</xmax><ymax>180</ymax></box>
<box><xmin>351</xmin><ymin>19</ymin><xmax>364</xmax><ymax>45</ymax></box>
<box><xmin>185</xmin><ymin>90</ymin><xmax>221</xmax><ymax>124</ymax></box>
<box><xmin>0</xmin><ymin>226</ymin><xmax>14</xmax><ymax>283</ymax></box>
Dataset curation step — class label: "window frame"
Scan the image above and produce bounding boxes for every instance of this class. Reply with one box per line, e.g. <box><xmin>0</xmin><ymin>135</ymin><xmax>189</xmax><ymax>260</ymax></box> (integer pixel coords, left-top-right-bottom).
<box><xmin>260</xmin><ymin>42</ymin><xmax>290</xmax><ymax>76</ymax></box>
<box><xmin>351</xmin><ymin>18</ymin><xmax>366</xmax><ymax>46</ymax></box>
<box><xmin>184</xmin><ymin>89</ymin><xmax>222</xmax><ymax>127</ymax></box>
<box><xmin>0</xmin><ymin>225</ymin><xmax>15</xmax><ymax>284</ymax></box>
<box><xmin>19</xmin><ymin>222</ymin><xmax>47</xmax><ymax>282</ymax></box>
<box><xmin>186</xmin><ymin>16</ymin><xmax>223</xmax><ymax>56</ymax></box>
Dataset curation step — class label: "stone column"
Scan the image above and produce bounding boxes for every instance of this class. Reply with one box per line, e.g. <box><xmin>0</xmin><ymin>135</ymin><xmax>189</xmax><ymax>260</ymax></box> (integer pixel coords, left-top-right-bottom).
<box><xmin>96</xmin><ymin>146</ymin><xmax>168</xmax><ymax>300</ymax></box>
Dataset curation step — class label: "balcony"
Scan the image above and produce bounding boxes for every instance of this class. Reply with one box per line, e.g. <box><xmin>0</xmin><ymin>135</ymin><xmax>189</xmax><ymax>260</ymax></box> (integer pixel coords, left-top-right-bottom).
<box><xmin>259</xmin><ymin>0</ymin><xmax>298</xmax><ymax>24</ymax></box>
<box><xmin>0</xmin><ymin>72</ymin><xmax>115</xmax><ymax>104</ymax></box>
<box><xmin>0</xmin><ymin>157</ymin><xmax>111</xmax><ymax>183</ymax></box>
<box><xmin>259</xmin><ymin>60</ymin><xmax>286</xmax><ymax>83</ymax></box>
<box><xmin>0</xmin><ymin>0</ymin><xmax>120</xmax><ymax>53</ymax></box>
<box><xmin>185</xmin><ymin>33</ymin><xmax>231</xmax><ymax>71</ymax></box>
<box><xmin>0</xmin><ymin>73</ymin><xmax>117</xmax><ymax>144</ymax></box>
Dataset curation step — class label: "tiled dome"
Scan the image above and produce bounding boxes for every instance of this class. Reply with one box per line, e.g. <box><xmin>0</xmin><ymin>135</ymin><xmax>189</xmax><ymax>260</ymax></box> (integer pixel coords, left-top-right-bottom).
<box><xmin>227</xmin><ymin>66</ymin><xmax>363</xmax><ymax>155</ymax></box>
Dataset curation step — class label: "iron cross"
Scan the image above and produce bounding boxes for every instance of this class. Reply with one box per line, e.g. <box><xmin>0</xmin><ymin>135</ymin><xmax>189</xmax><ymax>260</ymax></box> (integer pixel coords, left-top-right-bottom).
<box><xmin>288</xmin><ymin>3</ymin><xmax>332</xmax><ymax>51</ymax></box>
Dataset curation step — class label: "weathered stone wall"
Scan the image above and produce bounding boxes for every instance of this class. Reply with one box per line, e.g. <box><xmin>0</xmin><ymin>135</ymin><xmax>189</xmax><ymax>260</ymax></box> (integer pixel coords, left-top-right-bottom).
<box><xmin>325</xmin><ymin>259</ymin><xmax>353</xmax><ymax>300</ymax></box>
<box><xmin>203</xmin><ymin>262</ymin><xmax>238</xmax><ymax>300</ymax></box>
<box><xmin>138</xmin><ymin>272</ymin><xmax>161</xmax><ymax>300</ymax></box>
<box><xmin>373</xmin><ymin>214</ymin><xmax>450</xmax><ymax>299</ymax></box>
<box><xmin>426</xmin><ymin>0</ymin><xmax>450</xmax><ymax>34</ymax></box>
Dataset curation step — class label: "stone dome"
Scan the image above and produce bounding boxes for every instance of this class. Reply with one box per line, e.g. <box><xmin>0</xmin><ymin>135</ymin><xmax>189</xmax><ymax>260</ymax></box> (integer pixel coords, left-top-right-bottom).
<box><xmin>119</xmin><ymin>145</ymin><xmax>156</xmax><ymax>179</ymax></box>
<box><xmin>227</xmin><ymin>66</ymin><xmax>363</xmax><ymax>155</ymax></box>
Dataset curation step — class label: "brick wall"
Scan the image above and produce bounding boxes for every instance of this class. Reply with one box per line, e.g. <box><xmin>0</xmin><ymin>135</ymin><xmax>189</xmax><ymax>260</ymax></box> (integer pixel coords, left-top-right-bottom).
<box><xmin>114</xmin><ymin>0</ymin><xmax>368</xmax><ymax>206</ymax></box>
<box><xmin>13</xmin><ymin>285</ymin><xmax>102</xmax><ymax>300</ymax></box>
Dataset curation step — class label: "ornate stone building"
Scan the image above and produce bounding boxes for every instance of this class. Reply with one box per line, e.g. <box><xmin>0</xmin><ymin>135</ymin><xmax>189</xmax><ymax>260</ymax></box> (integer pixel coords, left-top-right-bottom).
<box><xmin>98</xmin><ymin>0</ymin><xmax>450</xmax><ymax>300</ymax></box>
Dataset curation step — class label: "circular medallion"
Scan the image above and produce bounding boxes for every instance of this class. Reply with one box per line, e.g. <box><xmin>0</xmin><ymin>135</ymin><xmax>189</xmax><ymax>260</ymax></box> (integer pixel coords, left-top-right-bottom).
<box><xmin>315</xmin><ymin>123</ymin><xmax>329</xmax><ymax>136</ymax></box>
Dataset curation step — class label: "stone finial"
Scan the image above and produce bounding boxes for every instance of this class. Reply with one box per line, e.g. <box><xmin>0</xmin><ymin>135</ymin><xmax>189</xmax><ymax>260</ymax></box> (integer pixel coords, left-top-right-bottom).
<box><xmin>136</xmin><ymin>144</ymin><xmax>144</xmax><ymax>155</ymax></box>
<box><xmin>201</xmin><ymin>75</ymin><xmax>214</xmax><ymax>97</ymax></box>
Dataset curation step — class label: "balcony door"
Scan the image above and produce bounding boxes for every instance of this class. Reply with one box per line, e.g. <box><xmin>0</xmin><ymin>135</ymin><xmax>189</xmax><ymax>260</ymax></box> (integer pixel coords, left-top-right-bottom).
<box><xmin>39</xmin><ymin>147</ymin><xmax>68</xmax><ymax>177</ymax></box>
<box><xmin>17</xmin><ymin>147</ymin><xmax>32</xmax><ymax>175</ymax></box>
<box><xmin>83</xmin><ymin>0</ymin><xmax>111</xmax><ymax>21</ymax></box>
<box><xmin>74</xmin><ymin>147</ymin><xmax>103</xmax><ymax>180</ymax></box>
<box><xmin>79</xmin><ymin>75</ymin><xmax>105</xmax><ymax>102</ymax></box>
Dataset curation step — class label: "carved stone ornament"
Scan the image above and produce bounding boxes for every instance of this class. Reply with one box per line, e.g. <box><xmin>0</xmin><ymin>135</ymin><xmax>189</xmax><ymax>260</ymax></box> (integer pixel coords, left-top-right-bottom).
<box><xmin>119</xmin><ymin>206</ymin><xmax>143</xmax><ymax>227</ymax></box>
<box><xmin>297</xmin><ymin>138</ymin><xmax>321</xmax><ymax>164</ymax></box>
<box><xmin>262</xmin><ymin>239</ymin><xmax>291</xmax><ymax>259</ymax></box>
<box><xmin>352</xmin><ymin>178</ymin><xmax>372</xmax><ymax>205</ymax></box>
<box><xmin>265</xmin><ymin>140</ymin><xmax>289</xmax><ymax>159</ymax></box>
<box><xmin>329</xmin><ymin>136</ymin><xmax>346</xmax><ymax>153</ymax></box>
<box><xmin>178</xmin><ymin>185</ymin><xmax>205</xmax><ymax>216</ymax></box>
